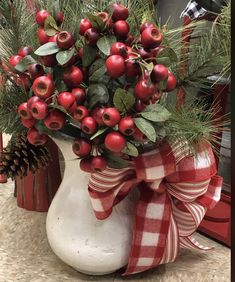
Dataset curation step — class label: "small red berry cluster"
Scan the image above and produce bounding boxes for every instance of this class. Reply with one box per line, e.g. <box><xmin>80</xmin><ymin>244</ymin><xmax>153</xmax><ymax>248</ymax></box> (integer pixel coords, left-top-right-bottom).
<box><xmin>3</xmin><ymin>3</ymin><xmax>177</xmax><ymax>173</ymax></box>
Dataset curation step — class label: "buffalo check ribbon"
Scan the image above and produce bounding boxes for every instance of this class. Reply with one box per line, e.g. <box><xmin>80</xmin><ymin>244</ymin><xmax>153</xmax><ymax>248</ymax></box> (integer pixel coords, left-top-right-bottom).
<box><xmin>88</xmin><ymin>141</ymin><xmax>223</xmax><ymax>275</ymax></box>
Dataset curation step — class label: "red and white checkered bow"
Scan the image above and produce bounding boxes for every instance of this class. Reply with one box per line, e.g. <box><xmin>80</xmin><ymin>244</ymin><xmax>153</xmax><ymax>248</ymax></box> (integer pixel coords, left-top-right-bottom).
<box><xmin>88</xmin><ymin>141</ymin><xmax>223</xmax><ymax>275</ymax></box>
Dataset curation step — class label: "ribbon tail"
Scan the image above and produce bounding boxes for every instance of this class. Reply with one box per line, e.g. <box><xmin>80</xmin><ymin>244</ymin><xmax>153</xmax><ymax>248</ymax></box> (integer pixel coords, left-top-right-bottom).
<box><xmin>180</xmin><ymin>236</ymin><xmax>212</xmax><ymax>251</ymax></box>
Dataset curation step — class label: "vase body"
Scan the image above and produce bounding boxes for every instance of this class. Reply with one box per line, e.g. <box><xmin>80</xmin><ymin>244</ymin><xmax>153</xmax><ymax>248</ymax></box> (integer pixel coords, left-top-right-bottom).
<box><xmin>46</xmin><ymin>137</ymin><xmax>137</xmax><ymax>275</ymax></box>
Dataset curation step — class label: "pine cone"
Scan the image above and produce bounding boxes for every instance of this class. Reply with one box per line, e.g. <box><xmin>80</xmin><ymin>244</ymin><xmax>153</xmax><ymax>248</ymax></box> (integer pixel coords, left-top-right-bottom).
<box><xmin>0</xmin><ymin>133</ymin><xmax>52</xmax><ymax>180</ymax></box>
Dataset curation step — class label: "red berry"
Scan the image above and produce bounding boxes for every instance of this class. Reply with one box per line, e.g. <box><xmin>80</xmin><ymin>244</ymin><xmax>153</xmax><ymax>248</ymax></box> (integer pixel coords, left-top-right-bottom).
<box><xmin>21</xmin><ymin>117</ymin><xmax>35</xmax><ymax>128</ymax></box>
<box><xmin>18</xmin><ymin>102</ymin><xmax>32</xmax><ymax>119</ymax></box>
<box><xmin>106</xmin><ymin>55</ymin><xmax>125</xmax><ymax>78</ymax></box>
<box><xmin>125</xmin><ymin>53</ymin><xmax>141</xmax><ymax>77</ymax></box>
<box><xmin>41</xmin><ymin>54</ymin><xmax>57</xmax><ymax>67</ymax></box>
<box><xmin>32</xmin><ymin>75</ymin><xmax>55</xmax><ymax>99</ymax></box>
<box><xmin>73</xmin><ymin>139</ymin><xmax>92</xmax><ymax>157</ymax></box>
<box><xmin>84</xmin><ymin>28</ymin><xmax>100</xmax><ymax>46</ymax></box>
<box><xmin>110</xmin><ymin>42</ymin><xmax>128</xmax><ymax>57</ymax></box>
<box><xmin>63</xmin><ymin>66</ymin><xmax>83</xmax><ymax>87</ymax></box>
<box><xmin>44</xmin><ymin>109</ymin><xmax>66</xmax><ymax>130</ymax></box>
<box><xmin>151</xmin><ymin>64</ymin><xmax>168</xmax><ymax>82</ymax></box>
<box><xmin>79</xmin><ymin>19</ymin><xmax>93</xmax><ymax>35</ymax></box>
<box><xmin>91</xmin><ymin>107</ymin><xmax>105</xmax><ymax>125</ymax></box>
<box><xmin>133</xmin><ymin>127</ymin><xmax>146</xmax><ymax>141</ymax></box>
<box><xmin>14</xmin><ymin>74</ymin><xmax>31</xmax><ymax>90</ymax></box>
<box><xmin>28</xmin><ymin>63</ymin><xmax>45</xmax><ymax>80</ymax></box>
<box><xmin>118</xmin><ymin>116</ymin><xmax>135</xmax><ymax>136</ymax></box>
<box><xmin>104</xmin><ymin>132</ymin><xmax>126</xmax><ymax>152</ymax></box>
<box><xmin>18</xmin><ymin>46</ymin><xmax>32</xmax><ymax>57</ymax></box>
<box><xmin>134</xmin><ymin>79</ymin><xmax>156</xmax><ymax>101</ymax></box>
<box><xmin>81</xmin><ymin>116</ymin><xmax>97</xmax><ymax>134</ymax></box>
<box><xmin>141</xmin><ymin>27</ymin><xmax>163</xmax><ymax>49</ymax></box>
<box><xmin>77</xmin><ymin>48</ymin><xmax>84</xmax><ymax>59</ymax></box>
<box><xmin>36</xmin><ymin>10</ymin><xmax>51</xmax><ymax>26</ymax></box>
<box><xmin>48</xmin><ymin>34</ymin><xmax>58</xmax><ymax>42</ymax></box>
<box><xmin>112</xmin><ymin>4</ymin><xmax>129</xmax><ymax>21</ymax></box>
<box><xmin>30</xmin><ymin>100</ymin><xmax>48</xmax><ymax>120</ymax></box>
<box><xmin>72</xmin><ymin>88</ymin><xmax>86</xmax><ymax>105</ymax></box>
<box><xmin>27</xmin><ymin>96</ymin><xmax>41</xmax><ymax>110</ymax></box>
<box><xmin>134</xmin><ymin>99</ymin><xmax>146</xmax><ymax>112</ymax></box>
<box><xmin>138</xmin><ymin>48</ymin><xmax>153</xmax><ymax>59</ymax></box>
<box><xmin>140</xmin><ymin>22</ymin><xmax>155</xmax><ymax>33</ymax></box>
<box><xmin>97</xmin><ymin>12</ymin><xmax>112</xmax><ymax>28</ymax></box>
<box><xmin>166</xmin><ymin>72</ymin><xmax>177</xmax><ymax>92</ymax></box>
<box><xmin>37</xmin><ymin>27</ymin><xmax>50</xmax><ymax>44</ymax></box>
<box><xmin>27</xmin><ymin>127</ymin><xmax>47</xmax><ymax>146</ymax></box>
<box><xmin>56</xmin><ymin>31</ymin><xmax>75</xmax><ymax>49</ymax></box>
<box><xmin>9</xmin><ymin>55</ymin><xmax>23</xmax><ymax>67</ymax></box>
<box><xmin>80</xmin><ymin>157</ymin><xmax>93</xmax><ymax>172</ymax></box>
<box><xmin>113</xmin><ymin>20</ymin><xmax>129</xmax><ymax>38</ymax></box>
<box><xmin>57</xmin><ymin>92</ymin><xmax>76</xmax><ymax>111</ymax></box>
<box><xmin>102</xmin><ymin>107</ymin><xmax>121</xmax><ymax>127</ymax></box>
<box><xmin>91</xmin><ymin>156</ymin><xmax>107</xmax><ymax>172</ymax></box>
<box><xmin>73</xmin><ymin>105</ymin><xmax>89</xmax><ymax>121</ymax></box>
<box><xmin>56</xmin><ymin>12</ymin><xmax>64</xmax><ymax>26</ymax></box>
<box><xmin>125</xmin><ymin>34</ymin><xmax>135</xmax><ymax>46</ymax></box>
<box><xmin>151</xmin><ymin>46</ymin><xmax>164</xmax><ymax>57</ymax></box>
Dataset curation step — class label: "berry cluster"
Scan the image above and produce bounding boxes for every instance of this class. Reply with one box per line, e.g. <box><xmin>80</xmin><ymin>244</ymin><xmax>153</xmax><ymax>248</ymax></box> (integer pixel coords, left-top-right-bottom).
<box><xmin>5</xmin><ymin>3</ymin><xmax>177</xmax><ymax>172</ymax></box>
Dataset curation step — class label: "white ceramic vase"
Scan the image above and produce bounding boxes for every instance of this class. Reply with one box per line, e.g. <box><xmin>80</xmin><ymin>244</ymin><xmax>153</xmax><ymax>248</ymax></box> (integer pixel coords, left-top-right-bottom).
<box><xmin>46</xmin><ymin>137</ymin><xmax>137</xmax><ymax>275</ymax></box>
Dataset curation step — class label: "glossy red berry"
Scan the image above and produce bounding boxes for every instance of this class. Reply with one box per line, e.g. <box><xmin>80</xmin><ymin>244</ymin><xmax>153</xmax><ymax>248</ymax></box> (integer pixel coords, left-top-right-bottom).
<box><xmin>28</xmin><ymin>63</ymin><xmax>45</xmax><ymax>80</ymax></box>
<box><xmin>118</xmin><ymin>116</ymin><xmax>135</xmax><ymax>136</ymax></box>
<box><xmin>63</xmin><ymin>66</ymin><xmax>83</xmax><ymax>87</ymax></box>
<box><xmin>125</xmin><ymin>53</ymin><xmax>141</xmax><ymax>77</ymax></box>
<box><xmin>125</xmin><ymin>34</ymin><xmax>135</xmax><ymax>46</ymax></box>
<box><xmin>27</xmin><ymin>127</ymin><xmax>47</xmax><ymax>146</ymax></box>
<box><xmin>110</xmin><ymin>42</ymin><xmax>128</xmax><ymax>57</ymax></box>
<box><xmin>106</xmin><ymin>55</ymin><xmax>125</xmax><ymax>78</ymax></box>
<box><xmin>56</xmin><ymin>31</ymin><xmax>75</xmax><ymax>49</ymax></box>
<box><xmin>30</xmin><ymin>100</ymin><xmax>48</xmax><ymax>120</ymax></box>
<box><xmin>134</xmin><ymin>99</ymin><xmax>146</xmax><ymax>112</ymax></box>
<box><xmin>73</xmin><ymin>105</ymin><xmax>89</xmax><ymax>121</ymax></box>
<box><xmin>133</xmin><ymin>127</ymin><xmax>146</xmax><ymax>141</ymax></box>
<box><xmin>97</xmin><ymin>12</ymin><xmax>112</xmax><ymax>28</ymax></box>
<box><xmin>18</xmin><ymin>46</ymin><xmax>32</xmax><ymax>57</ymax></box>
<box><xmin>166</xmin><ymin>72</ymin><xmax>177</xmax><ymax>92</ymax></box>
<box><xmin>91</xmin><ymin>156</ymin><xmax>107</xmax><ymax>172</ymax></box>
<box><xmin>32</xmin><ymin>75</ymin><xmax>55</xmax><ymax>99</ymax></box>
<box><xmin>57</xmin><ymin>92</ymin><xmax>76</xmax><ymax>111</ymax></box>
<box><xmin>37</xmin><ymin>27</ymin><xmax>50</xmax><ymax>44</ymax></box>
<box><xmin>14</xmin><ymin>74</ymin><xmax>31</xmax><ymax>90</ymax></box>
<box><xmin>84</xmin><ymin>28</ymin><xmax>100</xmax><ymax>46</ymax></box>
<box><xmin>36</xmin><ymin>10</ymin><xmax>51</xmax><ymax>26</ymax></box>
<box><xmin>41</xmin><ymin>54</ymin><xmax>57</xmax><ymax>67</ymax></box>
<box><xmin>141</xmin><ymin>27</ymin><xmax>163</xmax><ymax>49</ymax></box>
<box><xmin>72</xmin><ymin>88</ymin><xmax>86</xmax><ymax>105</ymax></box>
<box><xmin>91</xmin><ymin>107</ymin><xmax>105</xmax><ymax>125</ymax></box>
<box><xmin>73</xmin><ymin>139</ymin><xmax>92</xmax><ymax>157</ymax></box>
<box><xmin>102</xmin><ymin>107</ymin><xmax>121</xmax><ymax>126</ymax></box>
<box><xmin>27</xmin><ymin>96</ymin><xmax>41</xmax><ymax>111</ymax></box>
<box><xmin>112</xmin><ymin>4</ymin><xmax>129</xmax><ymax>21</ymax></box>
<box><xmin>81</xmin><ymin>116</ymin><xmax>97</xmax><ymax>134</ymax></box>
<box><xmin>79</xmin><ymin>19</ymin><xmax>93</xmax><ymax>35</ymax></box>
<box><xmin>80</xmin><ymin>157</ymin><xmax>93</xmax><ymax>172</ymax></box>
<box><xmin>48</xmin><ymin>34</ymin><xmax>58</xmax><ymax>42</ymax></box>
<box><xmin>104</xmin><ymin>132</ymin><xmax>126</xmax><ymax>152</ymax></box>
<box><xmin>113</xmin><ymin>20</ymin><xmax>129</xmax><ymax>38</ymax></box>
<box><xmin>140</xmin><ymin>22</ymin><xmax>155</xmax><ymax>33</ymax></box>
<box><xmin>21</xmin><ymin>117</ymin><xmax>35</xmax><ymax>128</ymax></box>
<box><xmin>56</xmin><ymin>12</ymin><xmax>64</xmax><ymax>26</ymax></box>
<box><xmin>138</xmin><ymin>48</ymin><xmax>153</xmax><ymax>59</ymax></box>
<box><xmin>9</xmin><ymin>55</ymin><xmax>23</xmax><ymax>67</ymax></box>
<box><xmin>134</xmin><ymin>79</ymin><xmax>156</xmax><ymax>101</ymax></box>
<box><xmin>18</xmin><ymin>102</ymin><xmax>32</xmax><ymax>119</ymax></box>
<box><xmin>44</xmin><ymin>109</ymin><xmax>66</xmax><ymax>130</ymax></box>
<box><xmin>151</xmin><ymin>64</ymin><xmax>168</xmax><ymax>82</ymax></box>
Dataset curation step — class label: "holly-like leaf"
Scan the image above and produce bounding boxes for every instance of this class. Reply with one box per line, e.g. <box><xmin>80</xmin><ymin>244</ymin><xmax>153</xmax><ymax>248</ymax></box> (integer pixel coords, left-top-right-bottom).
<box><xmin>122</xmin><ymin>142</ymin><xmax>139</xmax><ymax>157</ymax></box>
<box><xmin>158</xmin><ymin>77</ymin><xmax>168</xmax><ymax>90</ymax></box>
<box><xmin>86</xmin><ymin>13</ymin><xmax>105</xmax><ymax>31</ymax></box>
<box><xmin>89</xmin><ymin>58</ymin><xmax>107</xmax><ymax>82</ymax></box>
<box><xmin>105</xmin><ymin>153</ymin><xmax>129</xmax><ymax>169</ymax></box>
<box><xmin>145</xmin><ymin>62</ymin><xmax>154</xmax><ymax>75</ymax></box>
<box><xmin>56</xmin><ymin>48</ymin><xmax>75</xmax><ymax>66</ymax></box>
<box><xmin>34</xmin><ymin>42</ymin><xmax>59</xmax><ymax>56</ymax></box>
<box><xmin>134</xmin><ymin>118</ymin><xmax>157</xmax><ymax>142</ymax></box>
<box><xmin>14</xmin><ymin>55</ymin><xmax>36</xmax><ymax>72</ymax></box>
<box><xmin>156</xmin><ymin>47</ymin><xmax>178</xmax><ymax>66</ymax></box>
<box><xmin>97</xmin><ymin>36</ymin><xmax>117</xmax><ymax>56</ymax></box>
<box><xmin>82</xmin><ymin>44</ymin><xmax>97</xmax><ymax>67</ymax></box>
<box><xmin>90</xmin><ymin>127</ymin><xmax>108</xmax><ymax>140</ymax></box>
<box><xmin>87</xmin><ymin>84</ymin><xmax>109</xmax><ymax>108</ymax></box>
<box><xmin>113</xmin><ymin>88</ymin><xmax>135</xmax><ymax>113</ymax></box>
<box><xmin>44</xmin><ymin>15</ymin><xmax>59</xmax><ymax>36</ymax></box>
<box><xmin>140</xmin><ymin>103</ymin><xmax>171</xmax><ymax>122</ymax></box>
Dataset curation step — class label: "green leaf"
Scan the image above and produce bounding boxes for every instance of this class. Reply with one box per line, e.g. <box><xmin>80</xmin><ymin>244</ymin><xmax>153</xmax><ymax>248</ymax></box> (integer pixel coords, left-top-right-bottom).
<box><xmin>105</xmin><ymin>153</ymin><xmax>129</xmax><ymax>169</ymax></box>
<box><xmin>122</xmin><ymin>142</ymin><xmax>139</xmax><ymax>157</ymax></box>
<box><xmin>56</xmin><ymin>48</ymin><xmax>75</xmax><ymax>65</ymax></box>
<box><xmin>48</xmin><ymin>104</ymin><xmax>68</xmax><ymax>114</ymax></box>
<box><xmin>113</xmin><ymin>88</ymin><xmax>135</xmax><ymax>113</ymax></box>
<box><xmin>90</xmin><ymin>127</ymin><xmax>108</xmax><ymax>140</ymax></box>
<box><xmin>97</xmin><ymin>36</ymin><xmax>116</xmax><ymax>56</ymax></box>
<box><xmin>158</xmin><ymin>77</ymin><xmax>168</xmax><ymax>90</ymax></box>
<box><xmin>156</xmin><ymin>47</ymin><xmax>178</xmax><ymax>66</ymax></box>
<box><xmin>44</xmin><ymin>15</ymin><xmax>59</xmax><ymax>36</ymax></box>
<box><xmin>14</xmin><ymin>55</ymin><xmax>36</xmax><ymax>72</ymax></box>
<box><xmin>86</xmin><ymin>13</ymin><xmax>105</xmax><ymax>31</ymax></box>
<box><xmin>82</xmin><ymin>44</ymin><xmax>97</xmax><ymax>67</ymax></box>
<box><xmin>87</xmin><ymin>84</ymin><xmax>109</xmax><ymax>108</ymax></box>
<box><xmin>140</xmin><ymin>103</ymin><xmax>171</xmax><ymax>122</ymax></box>
<box><xmin>34</xmin><ymin>42</ymin><xmax>59</xmax><ymax>56</ymax></box>
<box><xmin>89</xmin><ymin>63</ymin><xmax>107</xmax><ymax>82</ymax></box>
<box><xmin>145</xmin><ymin>62</ymin><xmax>154</xmax><ymax>74</ymax></box>
<box><xmin>134</xmin><ymin>118</ymin><xmax>157</xmax><ymax>142</ymax></box>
